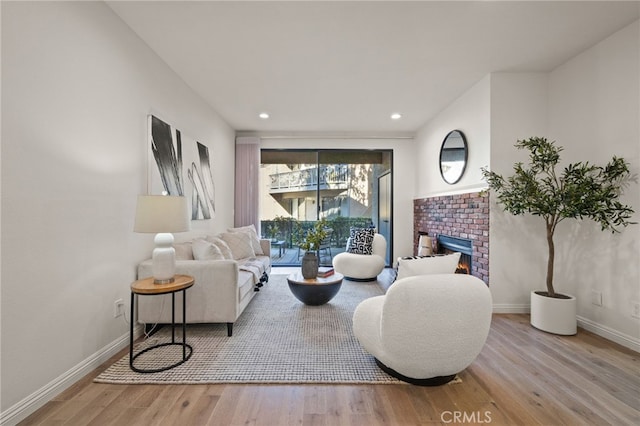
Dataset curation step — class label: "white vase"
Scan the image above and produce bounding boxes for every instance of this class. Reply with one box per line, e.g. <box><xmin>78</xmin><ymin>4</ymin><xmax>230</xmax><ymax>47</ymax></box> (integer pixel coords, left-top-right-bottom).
<box><xmin>530</xmin><ymin>290</ymin><xmax>577</xmax><ymax>335</ymax></box>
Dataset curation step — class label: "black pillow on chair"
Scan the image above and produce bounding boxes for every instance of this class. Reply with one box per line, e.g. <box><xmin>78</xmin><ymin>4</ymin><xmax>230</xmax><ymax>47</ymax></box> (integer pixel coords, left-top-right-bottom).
<box><xmin>347</xmin><ymin>228</ymin><xmax>375</xmax><ymax>255</ymax></box>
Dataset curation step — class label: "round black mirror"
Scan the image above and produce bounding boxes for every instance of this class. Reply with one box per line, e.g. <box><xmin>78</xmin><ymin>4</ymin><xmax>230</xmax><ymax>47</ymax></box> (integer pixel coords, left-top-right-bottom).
<box><xmin>439</xmin><ymin>130</ymin><xmax>468</xmax><ymax>184</ymax></box>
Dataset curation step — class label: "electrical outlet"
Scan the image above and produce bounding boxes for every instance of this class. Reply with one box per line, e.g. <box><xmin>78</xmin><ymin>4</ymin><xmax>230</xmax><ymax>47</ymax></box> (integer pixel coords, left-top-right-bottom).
<box><xmin>114</xmin><ymin>299</ymin><xmax>124</xmax><ymax>318</ymax></box>
<box><xmin>591</xmin><ymin>291</ymin><xmax>602</xmax><ymax>307</ymax></box>
<box><xmin>632</xmin><ymin>302</ymin><xmax>640</xmax><ymax>319</ymax></box>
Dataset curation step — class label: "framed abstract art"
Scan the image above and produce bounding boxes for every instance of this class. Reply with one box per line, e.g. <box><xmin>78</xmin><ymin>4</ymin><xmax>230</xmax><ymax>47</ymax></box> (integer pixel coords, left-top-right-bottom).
<box><xmin>148</xmin><ymin>114</ymin><xmax>215</xmax><ymax>220</ymax></box>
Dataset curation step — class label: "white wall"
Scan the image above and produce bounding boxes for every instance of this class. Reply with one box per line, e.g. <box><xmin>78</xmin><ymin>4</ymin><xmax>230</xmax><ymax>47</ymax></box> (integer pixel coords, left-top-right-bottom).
<box><xmin>1</xmin><ymin>1</ymin><xmax>235</xmax><ymax>418</ymax></box>
<box><xmin>414</xmin><ymin>75</ymin><xmax>491</xmax><ymax>198</ymax></box>
<box><xmin>488</xmin><ymin>73</ymin><xmax>549</xmax><ymax>311</ymax></box>
<box><xmin>259</xmin><ymin>138</ymin><xmax>416</xmax><ymax>259</ymax></box>
<box><xmin>547</xmin><ymin>21</ymin><xmax>639</xmax><ymax>342</ymax></box>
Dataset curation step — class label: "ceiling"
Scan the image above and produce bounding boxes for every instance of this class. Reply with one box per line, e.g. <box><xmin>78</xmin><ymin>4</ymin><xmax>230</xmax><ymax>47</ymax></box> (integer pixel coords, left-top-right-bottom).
<box><xmin>107</xmin><ymin>1</ymin><xmax>639</xmax><ymax>134</ymax></box>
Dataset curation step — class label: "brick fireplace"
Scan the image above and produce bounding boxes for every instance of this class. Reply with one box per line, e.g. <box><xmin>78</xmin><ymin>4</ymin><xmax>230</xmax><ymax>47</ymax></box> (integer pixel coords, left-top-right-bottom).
<box><xmin>413</xmin><ymin>192</ymin><xmax>489</xmax><ymax>284</ymax></box>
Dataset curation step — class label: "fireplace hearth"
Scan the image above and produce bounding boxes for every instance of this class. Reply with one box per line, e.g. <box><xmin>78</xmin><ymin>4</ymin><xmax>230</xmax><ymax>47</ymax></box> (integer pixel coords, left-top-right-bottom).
<box><xmin>437</xmin><ymin>235</ymin><xmax>473</xmax><ymax>275</ymax></box>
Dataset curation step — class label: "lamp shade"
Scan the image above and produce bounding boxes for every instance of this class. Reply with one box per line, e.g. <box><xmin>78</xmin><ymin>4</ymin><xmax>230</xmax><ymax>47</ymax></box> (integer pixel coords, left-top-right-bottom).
<box><xmin>134</xmin><ymin>195</ymin><xmax>190</xmax><ymax>233</ymax></box>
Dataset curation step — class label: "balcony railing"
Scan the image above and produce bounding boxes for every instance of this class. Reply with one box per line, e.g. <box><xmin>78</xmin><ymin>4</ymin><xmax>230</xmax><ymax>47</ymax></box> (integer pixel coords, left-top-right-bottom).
<box><xmin>261</xmin><ymin>217</ymin><xmax>374</xmax><ymax>266</ymax></box>
<box><xmin>269</xmin><ymin>165</ymin><xmax>348</xmax><ymax>192</ymax></box>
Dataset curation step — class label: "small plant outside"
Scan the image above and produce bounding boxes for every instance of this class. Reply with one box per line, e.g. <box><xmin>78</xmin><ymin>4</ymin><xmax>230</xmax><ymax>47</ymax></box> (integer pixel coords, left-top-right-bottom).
<box><xmin>266</xmin><ymin>215</ymin><xmax>291</xmax><ymax>241</ymax></box>
<box><xmin>482</xmin><ymin>137</ymin><xmax>635</xmax><ymax>298</ymax></box>
<box><xmin>298</xmin><ymin>218</ymin><xmax>329</xmax><ymax>252</ymax></box>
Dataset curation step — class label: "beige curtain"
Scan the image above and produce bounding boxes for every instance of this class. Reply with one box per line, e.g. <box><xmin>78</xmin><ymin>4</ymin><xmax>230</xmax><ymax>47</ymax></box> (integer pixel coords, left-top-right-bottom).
<box><xmin>235</xmin><ymin>137</ymin><xmax>260</xmax><ymax>230</ymax></box>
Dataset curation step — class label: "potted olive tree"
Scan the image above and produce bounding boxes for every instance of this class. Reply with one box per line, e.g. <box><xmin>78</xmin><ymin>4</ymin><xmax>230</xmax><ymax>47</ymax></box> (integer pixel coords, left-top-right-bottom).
<box><xmin>299</xmin><ymin>218</ymin><xmax>329</xmax><ymax>279</ymax></box>
<box><xmin>482</xmin><ymin>137</ymin><xmax>635</xmax><ymax>335</ymax></box>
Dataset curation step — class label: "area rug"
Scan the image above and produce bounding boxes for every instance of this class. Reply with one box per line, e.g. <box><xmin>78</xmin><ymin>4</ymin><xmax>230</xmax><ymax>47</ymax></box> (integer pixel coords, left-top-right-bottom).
<box><xmin>95</xmin><ymin>273</ymin><xmax>405</xmax><ymax>384</ymax></box>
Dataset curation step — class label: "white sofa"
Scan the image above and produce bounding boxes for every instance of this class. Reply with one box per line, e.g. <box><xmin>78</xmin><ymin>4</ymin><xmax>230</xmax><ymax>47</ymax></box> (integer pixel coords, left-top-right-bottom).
<box><xmin>136</xmin><ymin>236</ymin><xmax>271</xmax><ymax>336</ymax></box>
<box><xmin>332</xmin><ymin>233</ymin><xmax>387</xmax><ymax>281</ymax></box>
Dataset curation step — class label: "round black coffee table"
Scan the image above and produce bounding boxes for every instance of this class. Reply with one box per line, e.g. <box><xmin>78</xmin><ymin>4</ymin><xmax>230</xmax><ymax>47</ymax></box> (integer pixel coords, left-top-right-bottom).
<box><xmin>287</xmin><ymin>272</ymin><xmax>344</xmax><ymax>305</ymax></box>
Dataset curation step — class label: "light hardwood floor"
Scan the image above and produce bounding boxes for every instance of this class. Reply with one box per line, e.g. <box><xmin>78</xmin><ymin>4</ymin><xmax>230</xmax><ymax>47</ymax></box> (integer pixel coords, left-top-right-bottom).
<box><xmin>20</xmin><ymin>271</ymin><xmax>640</xmax><ymax>425</ymax></box>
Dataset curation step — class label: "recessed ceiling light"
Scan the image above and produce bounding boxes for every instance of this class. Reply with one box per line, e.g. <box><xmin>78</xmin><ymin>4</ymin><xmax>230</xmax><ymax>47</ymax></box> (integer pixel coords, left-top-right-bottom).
<box><xmin>259</xmin><ymin>112</ymin><xmax>270</xmax><ymax>119</ymax></box>
<box><xmin>390</xmin><ymin>113</ymin><xmax>402</xmax><ymax>120</ymax></box>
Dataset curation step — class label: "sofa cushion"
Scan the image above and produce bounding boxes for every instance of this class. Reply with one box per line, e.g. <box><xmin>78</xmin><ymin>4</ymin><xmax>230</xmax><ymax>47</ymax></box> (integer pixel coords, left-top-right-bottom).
<box><xmin>228</xmin><ymin>225</ymin><xmax>264</xmax><ymax>255</ymax></box>
<box><xmin>347</xmin><ymin>228</ymin><xmax>375</xmax><ymax>255</ymax></box>
<box><xmin>174</xmin><ymin>242</ymin><xmax>194</xmax><ymax>260</ymax></box>
<box><xmin>192</xmin><ymin>238</ymin><xmax>225</xmax><ymax>260</ymax></box>
<box><xmin>221</xmin><ymin>232</ymin><xmax>256</xmax><ymax>260</ymax></box>
<box><xmin>396</xmin><ymin>252</ymin><xmax>461</xmax><ymax>281</ymax></box>
<box><xmin>205</xmin><ymin>236</ymin><xmax>234</xmax><ymax>259</ymax></box>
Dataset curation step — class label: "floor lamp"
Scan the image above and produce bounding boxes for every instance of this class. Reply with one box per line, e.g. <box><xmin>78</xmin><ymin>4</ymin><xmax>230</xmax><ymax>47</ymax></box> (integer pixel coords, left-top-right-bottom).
<box><xmin>134</xmin><ymin>195</ymin><xmax>190</xmax><ymax>284</ymax></box>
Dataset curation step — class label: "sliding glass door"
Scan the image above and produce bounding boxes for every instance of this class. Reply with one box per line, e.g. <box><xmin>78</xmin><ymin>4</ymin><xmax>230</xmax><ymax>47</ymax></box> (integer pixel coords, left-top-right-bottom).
<box><xmin>260</xmin><ymin>149</ymin><xmax>392</xmax><ymax>266</ymax></box>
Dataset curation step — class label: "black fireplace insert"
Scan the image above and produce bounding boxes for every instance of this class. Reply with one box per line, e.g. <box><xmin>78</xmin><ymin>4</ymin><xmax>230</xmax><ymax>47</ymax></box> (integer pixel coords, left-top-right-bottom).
<box><xmin>437</xmin><ymin>235</ymin><xmax>473</xmax><ymax>274</ymax></box>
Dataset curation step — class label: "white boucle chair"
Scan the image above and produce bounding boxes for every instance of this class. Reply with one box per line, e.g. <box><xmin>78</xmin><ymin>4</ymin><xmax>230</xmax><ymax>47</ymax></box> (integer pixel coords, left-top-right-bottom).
<box><xmin>352</xmin><ymin>273</ymin><xmax>492</xmax><ymax>385</ymax></box>
<box><xmin>332</xmin><ymin>233</ymin><xmax>387</xmax><ymax>281</ymax></box>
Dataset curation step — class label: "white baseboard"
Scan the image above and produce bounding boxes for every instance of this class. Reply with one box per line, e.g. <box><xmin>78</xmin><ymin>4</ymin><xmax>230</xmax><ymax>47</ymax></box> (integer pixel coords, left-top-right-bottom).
<box><xmin>492</xmin><ymin>303</ymin><xmax>529</xmax><ymax>314</ymax></box>
<box><xmin>0</xmin><ymin>325</ymin><xmax>142</xmax><ymax>426</ymax></box>
<box><xmin>577</xmin><ymin>316</ymin><xmax>640</xmax><ymax>353</ymax></box>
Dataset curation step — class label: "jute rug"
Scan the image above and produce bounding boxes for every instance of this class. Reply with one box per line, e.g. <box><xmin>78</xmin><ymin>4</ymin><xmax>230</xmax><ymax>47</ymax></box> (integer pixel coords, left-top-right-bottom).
<box><xmin>95</xmin><ymin>273</ymin><xmax>404</xmax><ymax>384</ymax></box>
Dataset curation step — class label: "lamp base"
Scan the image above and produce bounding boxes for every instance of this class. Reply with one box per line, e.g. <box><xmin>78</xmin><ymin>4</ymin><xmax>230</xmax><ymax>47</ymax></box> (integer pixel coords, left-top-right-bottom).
<box><xmin>153</xmin><ymin>277</ymin><xmax>175</xmax><ymax>284</ymax></box>
<box><xmin>152</xmin><ymin>233</ymin><xmax>176</xmax><ymax>284</ymax></box>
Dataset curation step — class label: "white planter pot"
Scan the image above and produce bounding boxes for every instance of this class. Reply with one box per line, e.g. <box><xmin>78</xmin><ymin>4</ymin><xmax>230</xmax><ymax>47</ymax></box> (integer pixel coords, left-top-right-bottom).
<box><xmin>530</xmin><ymin>291</ymin><xmax>577</xmax><ymax>335</ymax></box>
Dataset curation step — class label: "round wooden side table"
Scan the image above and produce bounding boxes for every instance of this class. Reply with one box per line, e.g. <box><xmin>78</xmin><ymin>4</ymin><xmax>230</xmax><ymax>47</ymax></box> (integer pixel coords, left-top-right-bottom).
<box><xmin>130</xmin><ymin>274</ymin><xmax>194</xmax><ymax>373</ymax></box>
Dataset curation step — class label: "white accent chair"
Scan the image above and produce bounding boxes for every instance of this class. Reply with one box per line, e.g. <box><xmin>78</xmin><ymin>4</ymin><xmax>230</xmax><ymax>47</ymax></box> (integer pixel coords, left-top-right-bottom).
<box><xmin>332</xmin><ymin>233</ymin><xmax>387</xmax><ymax>281</ymax></box>
<box><xmin>352</xmin><ymin>273</ymin><xmax>492</xmax><ymax>385</ymax></box>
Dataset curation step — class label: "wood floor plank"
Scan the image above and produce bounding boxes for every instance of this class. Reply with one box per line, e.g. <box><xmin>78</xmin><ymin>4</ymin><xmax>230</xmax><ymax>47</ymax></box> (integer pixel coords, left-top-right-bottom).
<box><xmin>129</xmin><ymin>384</ymin><xmax>189</xmax><ymax>425</ymax></box>
<box><xmin>204</xmin><ymin>385</ymin><xmax>244</xmax><ymax>426</ymax></box>
<box><xmin>107</xmin><ymin>407</ymin><xmax>147</xmax><ymax>426</ymax></box>
<box><xmin>467</xmin><ymin>355</ymin><xmax>542</xmax><ymax>425</ymax></box>
<box><xmin>83</xmin><ymin>385</ymin><xmax>149</xmax><ymax>425</ymax></box>
<box><xmin>16</xmin><ymin>401</ymin><xmax>65</xmax><ymax>426</ymax></box>
<box><xmin>62</xmin><ymin>388</ymin><xmax>123</xmax><ymax>425</ymax></box>
<box><xmin>277</xmin><ymin>385</ymin><xmax>306</xmax><ymax>426</ymax></box>
<box><xmin>303</xmin><ymin>385</ymin><xmax>327</xmax><ymax>416</ymax></box>
<box><xmin>302</xmin><ymin>413</ymin><xmax>326</xmax><ymax>426</ymax></box>
<box><xmin>181</xmin><ymin>385</ymin><xmax>221</xmax><ymax>426</ymax></box>
<box><xmin>325</xmin><ymin>385</ymin><xmax>347</xmax><ymax>421</ymax></box>
<box><xmin>408</xmin><ymin>385</ymin><xmax>452</xmax><ymax>424</ymax></box>
<box><xmin>30</xmin><ymin>385</ymin><xmax>116</xmax><ymax>425</ymax></box>
<box><xmin>378</xmin><ymin>385</ymin><xmax>422</xmax><ymax>425</ymax></box>
<box><xmin>250</xmin><ymin>385</ymin><xmax>295</xmax><ymax>426</ymax></box>
<box><xmin>157</xmin><ymin>385</ymin><xmax>208</xmax><ymax>426</ymax></box>
<box><xmin>228</xmin><ymin>385</ymin><xmax>264</xmax><ymax>426</ymax></box>
<box><xmin>129</xmin><ymin>385</ymin><xmax>166</xmax><ymax>409</ymax></box>
<box><xmin>342</xmin><ymin>386</ymin><xmax>372</xmax><ymax>416</ymax></box>
<box><xmin>369</xmin><ymin>385</ymin><xmax>405</xmax><ymax>425</ymax></box>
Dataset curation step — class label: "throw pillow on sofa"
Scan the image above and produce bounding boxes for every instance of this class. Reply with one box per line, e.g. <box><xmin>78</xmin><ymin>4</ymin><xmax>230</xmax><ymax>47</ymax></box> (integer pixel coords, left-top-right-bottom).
<box><xmin>205</xmin><ymin>236</ymin><xmax>234</xmax><ymax>259</ymax></box>
<box><xmin>192</xmin><ymin>238</ymin><xmax>225</xmax><ymax>261</ymax></box>
<box><xmin>396</xmin><ymin>252</ymin><xmax>461</xmax><ymax>281</ymax></box>
<box><xmin>221</xmin><ymin>232</ymin><xmax>256</xmax><ymax>260</ymax></box>
<box><xmin>228</xmin><ymin>225</ymin><xmax>264</xmax><ymax>255</ymax></box>
<box><xmin>174</xmin><ymin>242</ymin><xmax>194</xmax><ymax>260</ymax></box>
<box><xmin>347</xmin><ymin>227</ymin><xmax>375</xmax><ymax>255</ymax></box>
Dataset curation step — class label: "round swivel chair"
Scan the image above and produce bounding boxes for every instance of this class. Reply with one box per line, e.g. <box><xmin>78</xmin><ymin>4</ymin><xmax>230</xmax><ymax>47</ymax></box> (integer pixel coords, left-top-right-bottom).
<box><xmin>352</xmin><ymin>273</ymin><xmax>492</xmax><ymax>385</ymax></box>
<box><xmin>332</xmin><ymin>233</ymin><xmax>386</xmax><ymax>281</ymax></box>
